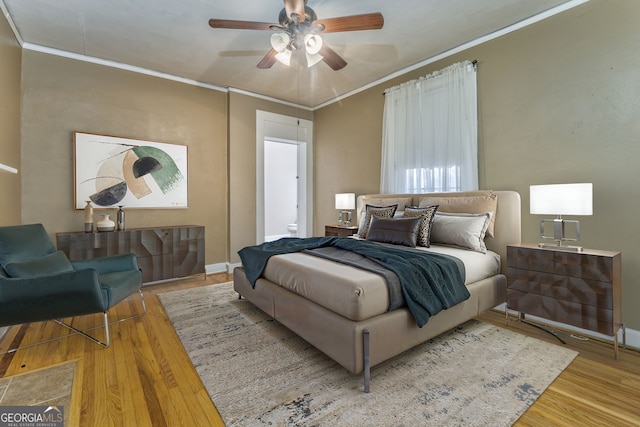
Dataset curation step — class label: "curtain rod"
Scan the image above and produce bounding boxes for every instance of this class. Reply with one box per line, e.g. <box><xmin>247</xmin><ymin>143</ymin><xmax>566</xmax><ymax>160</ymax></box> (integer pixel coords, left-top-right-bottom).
<box><xmin>383</xmin><ymin>60</ymin><xmax>477</xmax><ymax>95</ymax></box>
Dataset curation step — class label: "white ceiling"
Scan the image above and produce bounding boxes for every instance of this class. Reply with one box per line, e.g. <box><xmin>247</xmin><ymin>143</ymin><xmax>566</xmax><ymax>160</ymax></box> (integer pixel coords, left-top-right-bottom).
<box><xmin>1</xmin><ymin>0</ymin><xmax>584</xmax><ymax>108</ymax></box>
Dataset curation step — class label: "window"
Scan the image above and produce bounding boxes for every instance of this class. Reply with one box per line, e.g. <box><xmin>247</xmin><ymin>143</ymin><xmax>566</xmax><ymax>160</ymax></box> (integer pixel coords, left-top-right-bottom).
<box><xmin>381</xmin><ymin>61</ymin><xmax>478</xmax><ymax>193</ymax></box>
<box><xmin>404</xmin><ymin>166</ymin><xmax>462</xmax><ymax>193</ymax></box>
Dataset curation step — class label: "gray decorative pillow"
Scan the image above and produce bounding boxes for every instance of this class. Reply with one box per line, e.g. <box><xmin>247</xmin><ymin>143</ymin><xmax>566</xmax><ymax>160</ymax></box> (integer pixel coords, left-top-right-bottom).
<box><xmin>4</xmin><ymin>250</ymin><xmax>74</xmax><ymax>278</ymax></box>
<box><xmin>366</xmin><ymin>216</ymin><xmax>422</xmax><ymax>247</ymax></box>
<box><xmin>430</xmin><ymin>212</ymin><xmax>492</xmax><ymax>253</ymax></box>
<box><xmin>357</xmin><ymin>204</ymin><xmax>398</xmax><ymax>239</ymax></box>
<box><xmin>402</xmin><ymin>205</ymin><xmax>438</xmax><ymax>247</ymax></box>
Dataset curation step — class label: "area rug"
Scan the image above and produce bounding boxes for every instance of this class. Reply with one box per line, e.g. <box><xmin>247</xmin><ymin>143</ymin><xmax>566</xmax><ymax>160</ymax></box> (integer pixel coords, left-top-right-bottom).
<box><xmin>0</xmin><ymin>361</ymin><xmax>76</xmax><ymax>427</ymax></box>
<box><xmin>159</xmin><ymin>283</ymin><xmax>578</xmax><ymax>426</ymax></box>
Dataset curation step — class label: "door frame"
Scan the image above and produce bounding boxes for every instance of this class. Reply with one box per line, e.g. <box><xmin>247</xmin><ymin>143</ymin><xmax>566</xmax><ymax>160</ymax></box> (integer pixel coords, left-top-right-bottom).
<box><xmin>256</xmin><ymin>110</ymin><xmax>313</xmax><ymax>244</ymax></box>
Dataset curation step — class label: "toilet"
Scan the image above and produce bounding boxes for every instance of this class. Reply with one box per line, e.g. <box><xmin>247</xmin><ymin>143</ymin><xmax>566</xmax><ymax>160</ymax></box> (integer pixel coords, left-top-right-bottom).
<box><xmin>287</xmin><ymin>223</ymin><xmax>297</xmax><ymax>236</ymax></box>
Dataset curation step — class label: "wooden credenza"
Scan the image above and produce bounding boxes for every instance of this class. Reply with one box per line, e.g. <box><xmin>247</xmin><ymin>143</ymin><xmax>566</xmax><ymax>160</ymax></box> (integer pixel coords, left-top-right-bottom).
<box><xmin>56</xmin><ymin>225</ymin><xmax>205</xmax><ymax>284</ymax></box>
<box><xmin>506</xmin><ymin>243</ymin><xmax>623</xmax><ymax>356</ymax></box>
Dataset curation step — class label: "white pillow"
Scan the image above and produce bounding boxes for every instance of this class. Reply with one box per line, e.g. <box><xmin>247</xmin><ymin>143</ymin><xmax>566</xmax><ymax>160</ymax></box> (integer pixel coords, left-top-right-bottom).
<box><xmin>430</xmin><ymin>212</ymin><xmax>492</xmax><ymax>253</ymax></box>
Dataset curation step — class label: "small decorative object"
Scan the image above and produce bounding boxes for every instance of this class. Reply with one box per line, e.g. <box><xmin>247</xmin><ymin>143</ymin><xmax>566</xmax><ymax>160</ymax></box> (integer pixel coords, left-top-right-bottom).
<box><xmin>84</xmin><ymin>201</ymin><xmax>94</xmax><ymax>233</ymax></box>
<box><xmin>97</xmin><ymin>214</ymin><xmax>116</xmax><ymax>232</ymax></box>
<box><xmin>117</xmin><ymin>206</ymin><xmax>125</xmax><ymax>231</ymax></box>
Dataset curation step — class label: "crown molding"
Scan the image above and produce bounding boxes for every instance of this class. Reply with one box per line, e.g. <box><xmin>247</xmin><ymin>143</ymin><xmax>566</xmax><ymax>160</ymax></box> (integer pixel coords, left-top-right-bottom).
<box><xmin>228</xmin><ymin>87</ymin><xmax>313</xmax><ymax>111</ymax></box>
<box><xmin>21</xmin><ymin>43</ymin><xmax>228</xmax><ymax>92</ymax></box>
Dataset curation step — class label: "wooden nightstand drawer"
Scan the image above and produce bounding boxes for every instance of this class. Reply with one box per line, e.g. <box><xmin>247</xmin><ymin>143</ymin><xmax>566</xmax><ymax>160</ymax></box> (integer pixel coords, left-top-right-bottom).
<box><xmin>325</xmin><ymin>225</ymin><xmax>358</xmax><ymax>237</ymax></box>
<box><xmin>507</xmin><ymin>289</ymin><xmax>614</xmax><ymax>335</ymax></box>
<box><xmin>506</xmin><ymin>267</ymin><xmax>614</xmax><ymax>308</ymax></box>
<box><xmin>507</xmin><ymin>245</ymin><xmax>617</xmax><ymax>282</ymax></box>
<box><xmin>506</xmin><ymin>243</ymin><xmax>623</xmax><ymax>356</ymax></box>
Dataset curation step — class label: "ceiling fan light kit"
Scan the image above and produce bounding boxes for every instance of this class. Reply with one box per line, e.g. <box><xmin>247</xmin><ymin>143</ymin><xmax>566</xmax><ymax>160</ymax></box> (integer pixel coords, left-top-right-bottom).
<box><xmin>270</xmin><ymin>33</ymin><xmax>289</xmax><ymax>53</ymax></box>
<box><xmin>304</xmin><ymin>34</ymin><xmax>323</xmax><ymax>55</ymax></box>
<box><xmin>276</xmin><ymin>49</ymin><xmax>292</xmax><ymax>66</ymax></box>
<box><xmin>209</xmin><ymin>0</ymin><xmax>383</xmax><ymax>71</ymax></box>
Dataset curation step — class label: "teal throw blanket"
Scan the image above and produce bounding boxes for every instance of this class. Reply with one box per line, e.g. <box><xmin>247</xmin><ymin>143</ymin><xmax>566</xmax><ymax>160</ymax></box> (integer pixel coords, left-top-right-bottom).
<box><xmin>238</xmin><ymin>237</ymin><xmax>469</xmax><ymax>327</ymax></box>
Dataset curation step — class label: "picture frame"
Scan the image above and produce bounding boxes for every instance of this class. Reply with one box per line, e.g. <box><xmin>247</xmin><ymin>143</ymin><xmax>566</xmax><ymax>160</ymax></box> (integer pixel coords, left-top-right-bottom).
<box><xmin>74</xmin><ymin>132</ymin><xmax>188</xmax><ymax>209</ymax></box>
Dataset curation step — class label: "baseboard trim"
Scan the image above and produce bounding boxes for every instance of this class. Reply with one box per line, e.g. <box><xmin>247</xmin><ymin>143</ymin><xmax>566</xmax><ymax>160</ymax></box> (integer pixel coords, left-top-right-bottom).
<box><xmin>495</xmin><ymin>303</ymin><xmax>639</xmax><ymax>351</ymax></box>
<box><xmin>205</xmin><ymin>263</ymin><xmax>228</xmax><ymax>275</ymax></box>
<box><xmin>224</xmin><ymin>262</ymin><xmax>242</xmax><ymax>274</ymax></box>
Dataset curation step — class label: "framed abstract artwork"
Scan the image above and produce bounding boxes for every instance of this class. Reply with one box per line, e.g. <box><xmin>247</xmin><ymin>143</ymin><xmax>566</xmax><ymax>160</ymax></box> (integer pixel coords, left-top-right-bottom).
<box><xmin>74</xmin><ymin>132</ymin><xmax>188</xmax><ymax>209</ymax></box>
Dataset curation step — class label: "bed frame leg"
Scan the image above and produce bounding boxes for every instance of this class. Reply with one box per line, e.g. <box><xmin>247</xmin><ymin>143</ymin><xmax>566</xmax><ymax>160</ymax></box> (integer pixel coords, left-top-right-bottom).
<box><xmin>363</xmin><ymin>329</ymin><xmax>370</xmax><ymax>393</ymax></box>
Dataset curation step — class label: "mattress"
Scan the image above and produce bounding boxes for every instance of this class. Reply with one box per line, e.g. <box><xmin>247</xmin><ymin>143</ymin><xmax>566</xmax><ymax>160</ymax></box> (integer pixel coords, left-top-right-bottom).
<box><xmin>262</xmin><ymin>244</ymin><xmax>501</xmax><ymax>322</ymax></box>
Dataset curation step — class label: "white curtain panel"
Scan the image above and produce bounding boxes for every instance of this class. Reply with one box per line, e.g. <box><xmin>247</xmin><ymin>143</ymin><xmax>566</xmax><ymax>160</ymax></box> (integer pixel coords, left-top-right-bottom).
<box><xmin>381</xmin><ymin>60</ymin><xmax>478</xmax><ymax>194</ymax></box>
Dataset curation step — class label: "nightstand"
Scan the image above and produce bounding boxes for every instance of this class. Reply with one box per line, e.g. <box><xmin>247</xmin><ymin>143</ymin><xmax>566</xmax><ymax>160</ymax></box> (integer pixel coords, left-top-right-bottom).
<box><xmin>325</xmin><ymin>225</ymin><xmax>358</xmax><ymax>237</ymax></box>
<box><xmin>506</xmin><ymin>243</ymin><xmax>624</xmax><ymax>358</ymax></box>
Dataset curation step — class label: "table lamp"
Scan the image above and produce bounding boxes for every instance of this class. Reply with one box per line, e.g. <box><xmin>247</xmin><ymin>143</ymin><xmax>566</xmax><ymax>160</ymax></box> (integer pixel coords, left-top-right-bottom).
<box><xmin>335</xmin><ymin>193</ymin><xmax>355</xmax><ymax>226</ymax></box>
<box><xmin>530</xmin><ymin>183</ymin><xmax>593</xmax><ymax>252</ymax></box>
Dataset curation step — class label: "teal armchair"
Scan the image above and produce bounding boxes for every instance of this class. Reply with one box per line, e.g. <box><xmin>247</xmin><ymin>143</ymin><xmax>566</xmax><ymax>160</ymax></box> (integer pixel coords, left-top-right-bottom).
<box><xmin>0</xmin><ymin>223</ymin><xmax>145</xmax><ymax>352</ymax></box>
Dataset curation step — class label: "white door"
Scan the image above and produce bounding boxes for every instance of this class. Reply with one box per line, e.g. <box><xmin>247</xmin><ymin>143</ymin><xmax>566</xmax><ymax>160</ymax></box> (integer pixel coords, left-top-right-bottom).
<box><xmin>256</xmin><ymin>111</ymin><xmax>313</xmax><ymax>244</ymax></box>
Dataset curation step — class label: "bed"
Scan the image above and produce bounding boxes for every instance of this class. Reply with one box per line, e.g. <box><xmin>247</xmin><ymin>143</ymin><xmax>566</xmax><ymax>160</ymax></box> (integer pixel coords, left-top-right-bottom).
<box><xmin>234</xmin><ymin>190</ymin><xmax>521</xmax><ymax>392</ymax></box>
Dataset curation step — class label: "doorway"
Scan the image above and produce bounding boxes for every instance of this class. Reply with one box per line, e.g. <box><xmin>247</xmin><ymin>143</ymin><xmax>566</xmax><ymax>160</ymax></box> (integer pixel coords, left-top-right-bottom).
<box><xmin>263</xmin><ymin>138</ymin><xmax>304</xmax><ymax>241</ymax></box>
<box><xmin>256</xmin><ymin>111</ymin><xmax>313</xmax><ymax>244</ymax></box>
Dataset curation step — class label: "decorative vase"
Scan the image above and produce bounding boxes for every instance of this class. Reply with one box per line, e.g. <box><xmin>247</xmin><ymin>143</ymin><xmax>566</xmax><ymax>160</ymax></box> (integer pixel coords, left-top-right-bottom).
<box><xmin>117</xmin><ymin>206</ymin><xmax>125</xmax><ymax>231</ymax></box>
<box><xmin>84</xmin><ymin>201</ymin><xmax>94</xmax><ymax>233</ymax></box>
<box><xmin>97</xmin><ymin>214</ymin><xmax>116</xmax><ymax>232</ymax></box>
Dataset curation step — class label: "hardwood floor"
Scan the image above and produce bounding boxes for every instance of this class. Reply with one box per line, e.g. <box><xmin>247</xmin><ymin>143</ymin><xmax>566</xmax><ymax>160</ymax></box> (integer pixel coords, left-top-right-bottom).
<box><xmin>479</xmin><ymin>310</ymin><xmax>640</xmax><ymax>426</ymax></box>
<box><xmin>0</xmin><ymin>273</ymin><xmax>231</xmax><ymax>427</ymax></box>
<box><xmin>1</xmin><ymin>273</ymin><xmax>639</xmax><ymax>426</ymax></box>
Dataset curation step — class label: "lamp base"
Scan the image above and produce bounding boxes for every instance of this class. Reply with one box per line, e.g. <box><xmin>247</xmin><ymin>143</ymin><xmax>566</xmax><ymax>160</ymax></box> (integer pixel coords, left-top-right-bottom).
<box><xmin>338</xmin><ymin>211</ymin><xmax>352</xmax><ymax>226</ymax></box>
<box><xmin>538</xmin><ymin>218</ymin><xmax>583</xmax><ymax>252</ymax></box>
<box><xmin>538</xmin><ymin>242</ymin><xmax>583</xmax><ymax>252</ymax></box>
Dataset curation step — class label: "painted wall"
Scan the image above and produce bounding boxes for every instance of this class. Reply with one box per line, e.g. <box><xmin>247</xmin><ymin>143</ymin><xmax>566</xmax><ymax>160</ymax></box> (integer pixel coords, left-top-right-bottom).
<box><xmin>0</xmin><ymin>14</ymin><xmax>21</xmax><ymax>226</ymax></box>
<box><xmin>19</xmin><ymin>51</ymin><xmax>229</xmax><ymax>265</ymax></box>
<box><xmin>314</xmin><ymin>0</ymin><xmax>640</xmax><ymax>329</ymax></box>
<box><xmin>313</xmin><ymin>88</ymin><xmax>385</xmax><ymax>236</ymax></box>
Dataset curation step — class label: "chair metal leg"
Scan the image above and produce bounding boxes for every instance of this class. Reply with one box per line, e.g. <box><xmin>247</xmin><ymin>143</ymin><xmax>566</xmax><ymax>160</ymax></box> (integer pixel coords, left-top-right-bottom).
<box><xmin>54</xmin><ymin>312</ymin><xmax>110</xmax><ymax>347</ymax></box>
<box><xmin>84</xmin><ymin>290</ymin><xmax>148</xmax><ymax>332</ymax></box>
<box><xmin>0</xmin><ymin>289</ymin><xmax>146</xmax><ymax>354</ymax></box>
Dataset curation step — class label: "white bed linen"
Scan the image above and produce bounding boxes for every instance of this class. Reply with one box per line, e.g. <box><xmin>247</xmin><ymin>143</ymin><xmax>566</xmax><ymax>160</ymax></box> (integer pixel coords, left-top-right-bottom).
<box><xmin>261</xmin><ymin>240</ymin><xmax>501</xmax><ymax>322</ymax></box>
<box><xmin>413</xmin><ymin>244</ymin><xmax>501</xmax><ymax>285</ymax></box>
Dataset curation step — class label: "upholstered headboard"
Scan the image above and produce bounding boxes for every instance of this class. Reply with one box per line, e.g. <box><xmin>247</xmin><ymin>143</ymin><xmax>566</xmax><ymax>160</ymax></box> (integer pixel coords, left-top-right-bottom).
<box><xmin>356</xmin><ymin>190</ymin><xmax>522</xmax><ymax>274</ymax></box>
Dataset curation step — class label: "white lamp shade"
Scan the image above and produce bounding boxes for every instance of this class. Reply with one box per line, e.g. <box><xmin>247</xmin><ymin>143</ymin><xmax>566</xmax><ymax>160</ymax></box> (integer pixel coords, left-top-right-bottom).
<box><xmin>530</xmin><ymin>183</ymin><xmax>593</xmax><ymax>216</ymax></box>
<box><xmin>304</xmin><ymin>34</ymin><xmax>323</xmax><ymax>55</ymax></box>
<box><xmin>305</xmin><ymin>51</ymin><xmax>323</xmax><ymax>68</ymax></box>
<box><xmin>335</xmin><ymin>193</ymin><xmax>355</xmax><ymax>210</ymax></box>
<box><xmin>275</xmin><ymin>49</ymin><xmax>292</xmax><ymax>66</ymax></box>
<box><xmin>270</xmin><ymin>32</ymin><xmax>289</xmax><ymax>53</ymax></box>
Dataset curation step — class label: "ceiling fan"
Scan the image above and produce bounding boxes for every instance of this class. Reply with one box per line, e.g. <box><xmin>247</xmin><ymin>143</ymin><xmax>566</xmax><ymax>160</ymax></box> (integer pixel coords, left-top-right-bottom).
<box><xmin>208</xmin><ymin>0</ymin><xmax>384</xmax><ymax>70</ymax></box>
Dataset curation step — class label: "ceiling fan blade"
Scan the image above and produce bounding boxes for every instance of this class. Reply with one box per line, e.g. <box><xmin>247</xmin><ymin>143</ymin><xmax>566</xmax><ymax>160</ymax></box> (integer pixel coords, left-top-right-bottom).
<box><xmin>313</xmin><ymin>13</ymin><xmax>384</xmax><ymax>33</ymax></box>
<box><xmin>319</xmin><ymin>45</ymin><xmax>347</xmax><ymax>71</ymax></box>
<box><xmin>283</xmin><ymin>0</ymin><xmax>305</xmax><ymax>22</ymax></box>
<box><xmin>257</xmin><ymin>49</ymin><xmax>278</xmax><ymax>69</ymax></box>
<box><xmin>209</xmin><ymin>19</ymin><xmax>276</xmax><ymax>31</ymax></box>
